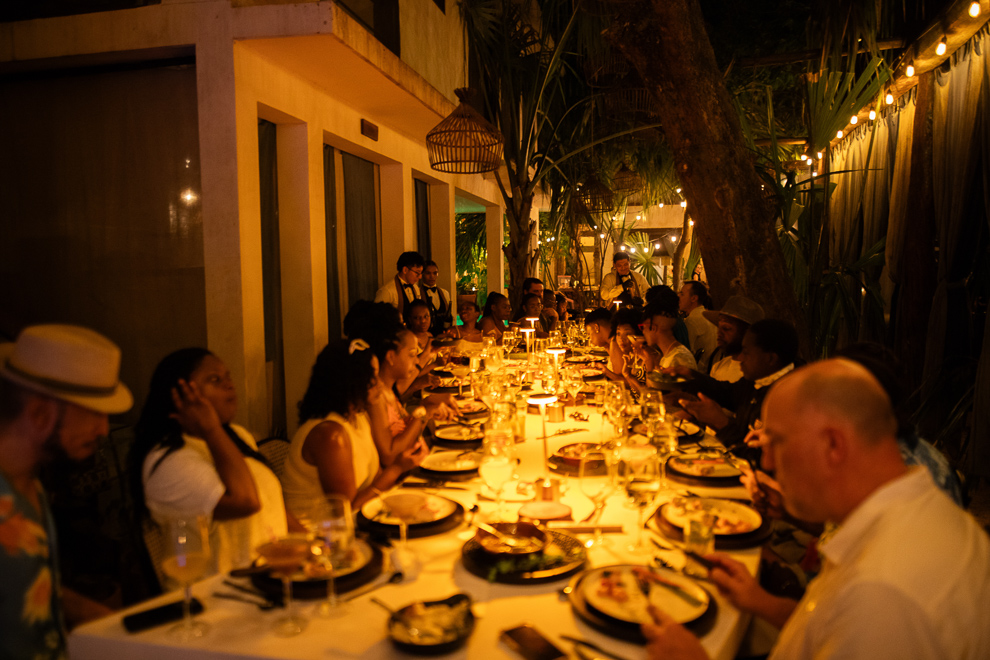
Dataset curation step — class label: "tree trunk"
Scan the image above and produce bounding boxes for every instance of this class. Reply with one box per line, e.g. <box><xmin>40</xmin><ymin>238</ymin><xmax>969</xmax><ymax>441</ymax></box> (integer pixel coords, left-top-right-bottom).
<box><xmin>672</xmin><ymin>207</ymin><xmax>691</xmax><ymax>292</ymax></box>
<box><xmin>502</xmin><ymin>188</ymin><xmax>536</xmax><ymax>307</ymax></box>
<box><xmin>606</xmin><ymin>0</ymin><xmax>809</xmax><ymax>353</ymax></box>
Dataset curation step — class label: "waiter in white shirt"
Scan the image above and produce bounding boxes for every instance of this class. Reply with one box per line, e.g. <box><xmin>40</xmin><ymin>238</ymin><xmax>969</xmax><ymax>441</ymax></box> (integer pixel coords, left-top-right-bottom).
<box><xmin>421</xmin><ymin>260</ymin><xmax>453</xmax><ymax>336</ymax></box>
<box><xmin>374</xmin><ymin>251</ymin><xmax>425</xmax><ymax>314</ymax></box>
<box><xmin>599</xmin><ymin>252</ymin><xmax>648</xmax><ymax>306</ymax></box>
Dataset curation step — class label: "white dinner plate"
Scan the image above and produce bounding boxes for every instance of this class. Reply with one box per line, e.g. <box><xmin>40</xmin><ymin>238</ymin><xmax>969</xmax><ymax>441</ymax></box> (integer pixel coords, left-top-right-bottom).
<box><xmin>581</xmin><ymin>565</ymin><xmax>709</xmax><ymax>625</ymax></box>
<box><xmin>660</xmin><ymin>498</ymin><xmax>762</xmax><ymax>535</ymax></box>
<box><xmin>420</xmin><ymin>451</ymin><xmax>482</xmax><ymax>473</ymax></box>
<box><xmin>434</xmin><ymin>425</ymin><xmax>485</xmax><ymax>442</ymax></box>
<box><xmin>361</xmin><ymin>492</ymin><xmax>458</xmax><ymax>526</ymax></box>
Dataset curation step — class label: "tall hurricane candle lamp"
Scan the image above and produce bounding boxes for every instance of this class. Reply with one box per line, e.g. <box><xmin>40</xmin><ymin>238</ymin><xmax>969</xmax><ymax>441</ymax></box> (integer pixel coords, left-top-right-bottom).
<box><xmin>527</xmin><ymin>393</ymin><xmax>558</xmax><ymax>483</ymax></box>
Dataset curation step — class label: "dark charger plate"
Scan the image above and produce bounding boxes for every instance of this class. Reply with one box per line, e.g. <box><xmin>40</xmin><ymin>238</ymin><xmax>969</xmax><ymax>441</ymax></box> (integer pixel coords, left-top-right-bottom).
<box><xmin>647</xmin><ymin>502</ymin><xmax>773</xmax><ymax>550</ymax></box>
<box><xmin>566</xmin><ymin>569</ymin><xmax>718</xmax><ymax>644</ymax></box>
<box><xmin>249</xmin><ymin>538</ymin><xmax>383</xmax><ymax>601</ymax></box>
<box><xmin>461</xmin><ymin>529</ymin><xmax>587</xmax><ymax>584</ymax></box>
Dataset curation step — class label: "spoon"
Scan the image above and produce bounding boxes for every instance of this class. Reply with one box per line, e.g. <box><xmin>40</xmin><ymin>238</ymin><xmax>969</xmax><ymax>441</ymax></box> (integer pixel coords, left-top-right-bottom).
<box><xmin>474</xmin><ymin>522</ymin><xmax>531</xmax><ymax>548</ymax></box>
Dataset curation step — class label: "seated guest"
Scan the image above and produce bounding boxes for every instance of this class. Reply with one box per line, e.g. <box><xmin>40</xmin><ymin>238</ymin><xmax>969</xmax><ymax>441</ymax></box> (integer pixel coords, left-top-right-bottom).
<box><xmin>600</xmin><ymin>252</ymin><xmax>648</xmax><ymax>306</ymax></box>
<box><xmin>133</xmin><ymin>349</ymin><xmax>298</xmax><ymax>575</ymax></box>
<box><xmin>624</xmin><ymin>294</ymin><xmax>696</xmax><ymax>392</ymax></box>
<box><xmin>512</xmin><ymin>293</ymin><xmax>550</xmax><ymax>337</ymax></box>
<box><xmin>554</xmin><ymin>291</ymin><xmax>570</xmax><ymax>322</ymax></box>
<box><xmin>541</xmin><ymin>290</ymin><xmax>560</xmax><ymax>332</ymax></box>
<box><xmin>602</xmin><ymin>307</ymin><xmax>643</xmax><ymax>382</ymax></box>
<box><xmin>646</xmin><ymin>285</ymin><xmax>691</xmax><ymax>347</ymax></box>
<box><xmin>452</xmin><ymin>300</ymin><xmax>483</xmax><ymax>342</ymax></box>
<box><xmin>374</xmin><ymin>251</ymin><xmax>425</xmax><ymax>313</ymax></box>
<box><xmin>701</xmin><ymin>295</ymin><xmax>763</xmax><ymax>382</ymax></box>
<box><xmin>282</xmin><ymin>340</ymin><xmax>426</xmax><ymax>515</ymax></box>
<box><xmin>674</xmin><ymin>319</ymin><xmax>799</xmax><ymax>451</ymax></box>
<box><xmin>644</xmin><ymin>359</ymin><xmax>990</xmax><ymax>660</ymax></box>
<box><xmin>479</xmin><ymin>292</ymin><xmax>511</xmax><ymax>341</ymax></box>
<box><xmin>678</xmin><ymin>280</ymin><xmax>717</xmax><ymax>368</ymax></box>
<box><xmin>511</xmin><ymin>277</ymin><xmax>544</xmax><ymax>320</ymax></box>
<box><xmin>1</xmin><ymin>325</ymin><xmax>131</xmax><ymax>659</ymax></box>
<box><xmin>583</xmin><ymin>307</ymin><xmax>613</xmax><ymax>349</ymax></box>
<box><xmin>403</xmin><ymin>299</ymin><xmax>433</xmax><ymax>354</ymax></box>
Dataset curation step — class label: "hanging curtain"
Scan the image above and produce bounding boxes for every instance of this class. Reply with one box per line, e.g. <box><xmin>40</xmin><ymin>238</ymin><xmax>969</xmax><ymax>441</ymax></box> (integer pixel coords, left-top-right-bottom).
<box><xmin>885</xmin><ymin>90</ymin><xmax>917</xmax><ymax>284</ymax></box>
<box><xmin>967</xmin><ymin>27</ymin><xmax>990</xmax><ymax>479</ymax></box>
<box><xmin>828</xmin><ymin>130</ymin><xmax>867</xmax><ymax>263</ymax></box>
<box><xmin>923</xmin><ymin>36</ymin><xmax>987</xmax><ymax>389</ymax></box>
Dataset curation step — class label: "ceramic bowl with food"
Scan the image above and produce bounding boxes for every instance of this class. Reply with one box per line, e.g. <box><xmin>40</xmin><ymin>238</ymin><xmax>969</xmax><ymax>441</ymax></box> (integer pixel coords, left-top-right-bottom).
<box><xmin>474</xmin><ymin>521</ymin><xmax>549</xmax><ymax>556</ymax></box>
<box><xmin>386</xmin><ymin>593</ymin><xmax>475</xmax><ymax>654</ymax></box>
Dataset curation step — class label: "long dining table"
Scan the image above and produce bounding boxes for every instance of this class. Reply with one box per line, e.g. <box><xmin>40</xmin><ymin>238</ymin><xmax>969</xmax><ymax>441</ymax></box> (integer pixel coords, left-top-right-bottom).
<box><xmin>69</xmin><ymin>366</ymin><xmax>762</xmax><ymax>660</ymax></box>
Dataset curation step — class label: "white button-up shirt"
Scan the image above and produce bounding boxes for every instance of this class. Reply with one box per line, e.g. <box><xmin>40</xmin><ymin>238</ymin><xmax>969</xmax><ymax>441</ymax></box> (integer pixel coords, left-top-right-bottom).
<box><xmin>771</xmin><ymin>467</ymin><xmax>990</xmax><ymax>660</ymax></box>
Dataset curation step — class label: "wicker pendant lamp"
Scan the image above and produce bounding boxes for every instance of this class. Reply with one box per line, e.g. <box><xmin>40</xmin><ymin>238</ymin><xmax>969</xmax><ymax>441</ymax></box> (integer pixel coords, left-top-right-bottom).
<box><xmin>577</xmin><ymin>174</ymin><xmax>614</xmax><ymax>213</ymax></box>
<box><xmin>612</xmin><ymin>165</ymin><xmax>641</xmax><ymax>194</ymax></box>
<box><xmin>427</xmin><ymin>88</ymin><xmax>504</xmax><ymax>174</ymax></box>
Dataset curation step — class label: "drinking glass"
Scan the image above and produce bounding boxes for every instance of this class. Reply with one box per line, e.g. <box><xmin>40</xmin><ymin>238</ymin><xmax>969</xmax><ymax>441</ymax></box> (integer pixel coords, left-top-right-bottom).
<box><xmin>256</xmin><ymin>535</ymin><xmax>313</xmax><ymax>636</ymax></box>
<box><xmin>620</xmin><ymin>450</ymin><xmax>660</xmax><ymax>553</ymax></box>
<box><xmin>311</xmin><ymin>495</ymin><xmax>354</xmax><ymax>617</ymax></box>
<box><xmin>479</xmin><ymin>429</ymin><xmax>516</xmax><ymax>520</ymax></box>
<box><xmin>685</xmin><ymin>511</ymin><xmax>717</xmax><ymax>556</ymax></box>
<box><xmin>161</xmin><ymin>515</ymin><xmax>211</xmax><ymax>641</ymax></box>
<box><xmin>449</xmin><ymin>356</ymin><xmax>471</xmax><ymax>397</ymax></box>
<box><xmin>564</xmin><ymin>373</ymin><xmax>583</xmax><ymax>408</ymax></box>
<box><xmin>579</xmin><ymin>452</ymin><xmax>611</xmax><ymax>547</ymax></box>
<box><xmin>640</xmin><ymin>391</ymin><xmax>665</xmax><ymax>445</ymax></box>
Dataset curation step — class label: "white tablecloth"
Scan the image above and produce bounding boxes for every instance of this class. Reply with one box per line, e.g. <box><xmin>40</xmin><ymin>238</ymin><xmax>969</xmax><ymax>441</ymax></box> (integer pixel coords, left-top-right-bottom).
<box><xmin>70</xmin><ymin>397</ymin><xmax>759</xmax><ymax>660</ymax></box>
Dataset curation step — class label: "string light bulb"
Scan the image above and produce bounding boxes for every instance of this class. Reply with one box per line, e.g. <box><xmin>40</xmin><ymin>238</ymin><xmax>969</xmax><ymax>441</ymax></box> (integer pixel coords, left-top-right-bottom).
<box><xmin>659</xmin><ymin>202</ymin><xmax>664</xmax><ymax>208</ymax></box>
<box><xmin>936</xmin><ymin>38</ymin><xmax>947</xmax><ymax>56</ymax></box>
<box><xmin>671</xmin><ymin>236</ymin><xmax>678</xmax><ymax>243</ymax></box>
<box><xmin>675</xmin><ymin>187</ymin><xmax>682</xmax><ymax>193</ymax></box>
<box><xmin>837</xmin><ymin>130</ymin><xmax>844</xmax><ymax>139</ymax></box>
<box><xmin>599</xmin><ymin>233</ymin><xmax>605</xmax><ymax>239</ymax></box>
<box><xmin>869</xmin><ymin>110</ymin><xmax>877</xmax><ymax>121</ymax></box>
<box><xmin>680</xmin><ymin>201</ymin><xmax>687</xmax><ymax>208</ymax></box>
<box><xmin>689</xmin><ymin>219</ymin><xmax>694</xmax><ymax>227</ymax></box>
<box><xmin>799</xmin><ymin>153</ymin><xmax>807</xmax><ymax>160</ymax></box>
<box><xmin>654</xmin><ymin>244</ymin><xmax>660</xmax><ymax>250</ymax></box>
<box><xmin>817</xmin><ymin>152</ymin><xmax>823</xmax><ymax>159</ymax></box>
<box><xmin>906</xmin><ymin>63</ymin><xmax>915</xmax><ymax>77</ymax></box>
<box><xmin>885</xmin><ymin>92</ymin><xmax>894</xmax><ymax>105</ymax></box>
<box><xmin>850</xmin><ymin>115</ymin><xmax>858</xmax><ymax>125</ymax></box>
<box><xmin>620</xmin><ymin>245</ymin><xmax>626</xmax><ymax>251</ymax></box>
<box><xmin>970</xmin><ymin>1</ymin><xmax>980</xmax><ymax>17</ymax></box>
<box><xmin>635</xmin><ymin>214</ymin><xmax>641</xmax><ymax>220</ymax></box>
<box><xmin>812</xmin><ymin>171</ymin><xmax>818</xmax><ymax>177</ymax></box>
<box><xmin>630</xmin><ymin>247</ymin><xmax>636</xmax><ymax>253</ymax></box>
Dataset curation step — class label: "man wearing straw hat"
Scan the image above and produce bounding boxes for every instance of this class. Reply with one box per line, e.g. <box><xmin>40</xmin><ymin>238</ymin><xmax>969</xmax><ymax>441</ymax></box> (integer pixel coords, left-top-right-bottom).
<box><xmin>0</xmin><ymin>324</ymin><xmax>132</xmax><ymax>660</ymax></box>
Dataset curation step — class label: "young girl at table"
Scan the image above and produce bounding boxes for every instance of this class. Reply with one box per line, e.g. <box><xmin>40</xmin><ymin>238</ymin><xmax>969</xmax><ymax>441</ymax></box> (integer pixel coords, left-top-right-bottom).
<box><xmin>282</xmin><ymin>340</ymin><xmax>427</xmax><ymax>514</ymax></box>
<box><xmin>452</xmin><ymin>300</ymin><xmax>483</xmax><ymax>342</ymax></box>
<box><xmin>132</xmin><ymin>348</ymin><xmax>302</xmax><ymax>576</ymax></box>
<box><xmin>403</xmin><ymin>299</ymin><xmax>434</xmax><ymax>355</ymax></box>
<box><xmin>601</xmin><ymin>307</ymin><xmax>643</xmax><ymax>382</ymax></box>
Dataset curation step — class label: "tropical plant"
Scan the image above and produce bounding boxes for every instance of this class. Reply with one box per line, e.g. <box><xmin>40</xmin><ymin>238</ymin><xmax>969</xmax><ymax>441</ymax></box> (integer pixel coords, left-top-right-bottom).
<box><xmin>455</xmin><ymin>212</ymin><xmax>488</xmax><ymax>293</ymax></box>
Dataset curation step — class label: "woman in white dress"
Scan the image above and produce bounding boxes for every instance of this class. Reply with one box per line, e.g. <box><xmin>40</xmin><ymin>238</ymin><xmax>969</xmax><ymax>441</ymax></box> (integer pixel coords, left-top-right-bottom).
<box><xmin>132</xmin><ymin>348</ymin><xmax>301</xmax><ymax>576</ymax></box>
<box><xmin>282</xmin><ymin>339</ymin><xmax>427</xmax><ymax>517</ymax></box>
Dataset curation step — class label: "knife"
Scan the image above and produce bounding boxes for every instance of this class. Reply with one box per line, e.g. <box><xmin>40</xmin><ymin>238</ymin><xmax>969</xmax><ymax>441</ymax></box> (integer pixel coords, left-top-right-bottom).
<box><xmin>560</xmin><ymin>635</ymin><xmax>631</xmax><ymax>660</ymax></box>
<box><xmin>650</xmin><ymin>536</ymin><xmax>715</xmax><ymax>570</ymax></box>
<box><xmin>641</xmin><ymin>566</ymin><xmax>704</xmax><ymax>608</ymax></box>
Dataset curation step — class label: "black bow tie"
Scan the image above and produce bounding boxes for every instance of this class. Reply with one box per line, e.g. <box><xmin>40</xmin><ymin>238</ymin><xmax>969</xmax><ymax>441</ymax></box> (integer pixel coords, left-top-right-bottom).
<box><xmin>402</xmin><ymin>283</ymin><xmax>414</xmax><ymax>290</ymax></box>
<box><xmin>424</xmin><ymin>286</ymin><xmax>437</xmax><ymax>293</ymax></box>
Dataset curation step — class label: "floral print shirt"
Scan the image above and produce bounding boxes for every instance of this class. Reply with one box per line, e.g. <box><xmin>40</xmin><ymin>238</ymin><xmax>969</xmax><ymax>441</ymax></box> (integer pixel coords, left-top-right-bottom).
<box><xmin>0</xmin><ymin>472</ymin><xmax>65</xmax><ymax>660</ymax></box>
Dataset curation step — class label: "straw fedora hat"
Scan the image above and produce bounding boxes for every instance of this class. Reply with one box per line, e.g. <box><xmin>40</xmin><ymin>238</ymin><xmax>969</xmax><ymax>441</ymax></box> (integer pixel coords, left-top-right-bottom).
<box><xmin>702</xmin><ymin>296</ymin><xmax>765</xmax><ymax>327</ymax></box>
<box><xmin>0</xmin><ymin>324</ymin><xmax>132</xmax><ymax>414</ymax></box>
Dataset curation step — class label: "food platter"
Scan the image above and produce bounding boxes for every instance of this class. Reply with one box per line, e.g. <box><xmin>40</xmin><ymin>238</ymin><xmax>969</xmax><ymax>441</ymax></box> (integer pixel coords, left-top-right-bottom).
<box><xmin>249</xmin><ymin>537</ymin><xmax>383</xmax><ymax>600</ymax></box>
<box><xmin>358</xmin><ymin>492</ymin><xmax>465</xmax><ymax>538</ymax></box>
<box><xmin>564</xmin><ymin>354</ymin><xmax>606</xmax><ymax>364</ymax></box>
<box><xmin>567</xmin><ymin>565</ymin><xmax>716</xmax><ymax>643</ymax></box>
<box><xmin>455</xmin><ymin>400</ymin><xmax>489</xmax><ymax>416</ymax></box>
<box><xmin>417</xmin><ymin>450</ymin><xmax>482</xmax><ymax>476</ymax></box>
<box><xmin>384</xmin><ymin>593</ymin><xmax>475</xmax><ymax>655</ymax></box>
<box><xmin>659</xmin><ymin>498</ymin><xmax>762</xmax><ymax>536</ymax></box>
<box><xmin>665</xmin><ymin>454</ymin><xmax>742</xmax><ymax>486</ymax></box>
<box><xmin>579</xmin><ymin>368</ymin><xmax>605</xmax><ymax>380</ymax></box>
<box><xmin>548</xmin><ymin>443</ymin><xmax>607</xmax><ymax>476</ymax></box>
<box><xmin>648</xmin><ymin>500</ymin><xmax>773</xmax><ymax>549</ymax></box>
<box><xmin>432</xmin><ymin>424</ymin><xmax>485</xmax><ymax>447</ymax></box>
<box><xmin>461</xmin><ymin>529</ymin><xmax>586</xmax><ymax>584</ymax></box>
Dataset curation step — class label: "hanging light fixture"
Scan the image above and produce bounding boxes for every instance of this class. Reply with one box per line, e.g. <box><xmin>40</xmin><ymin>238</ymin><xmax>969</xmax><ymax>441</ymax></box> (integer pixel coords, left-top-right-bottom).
<box><xmin>577</xmin><ymin>174</ymin><xmax>614</xmax><ymax>214</ymax></box>
<box><xmin>611</xmin><ymin>165</ymin><xmax>642</xmax><ymax>195</ymax></box>
<box><xmin>427</xmin><ymin>88</ymin><xmax>504</xmax><ymax>173</ymax></box>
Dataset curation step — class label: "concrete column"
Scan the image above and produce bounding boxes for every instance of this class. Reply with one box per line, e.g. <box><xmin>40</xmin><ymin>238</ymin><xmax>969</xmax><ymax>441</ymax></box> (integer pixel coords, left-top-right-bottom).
<box><xmin>485</xmin><ymin>204</ymin><xmax>505</xmax><ymax>294</ymax></box>
<box><xmin>430</xmin><ymin>181</ymin><xmax>456</xmax><ymax>295</ymax></box>
<box><xmin>275</xmin><ymin>121</ymin><xmax>326</xmax><ymax>440</ymax></box>
<box><xmin>379</xmin><ymin>162</ymin><xmax>413</xmax><ymax>283</ymax></box>
<box><xmin>202</xmin><ymin>22</ymin><xmax>268</xmax><ymax>437</ymax></box>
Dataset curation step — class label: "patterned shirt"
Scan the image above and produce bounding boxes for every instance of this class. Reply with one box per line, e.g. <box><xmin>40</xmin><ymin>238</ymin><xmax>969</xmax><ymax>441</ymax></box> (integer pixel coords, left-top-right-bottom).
<box><xmin>0</xmin><ymin>472</ymin><xmax>66</xmax><ymax>660</ymax></box>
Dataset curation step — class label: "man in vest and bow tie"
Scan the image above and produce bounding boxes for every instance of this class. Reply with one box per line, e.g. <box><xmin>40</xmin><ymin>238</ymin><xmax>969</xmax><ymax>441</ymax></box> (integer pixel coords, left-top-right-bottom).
<box><xmin>421</xmin><ymin>260</ymin><xmax>453</xmax><ymax>336</ymax></box>
<box><xmin>375</xmin><ymin>251</ymin><xmax>425</xmax><ymax>313</ymax></box>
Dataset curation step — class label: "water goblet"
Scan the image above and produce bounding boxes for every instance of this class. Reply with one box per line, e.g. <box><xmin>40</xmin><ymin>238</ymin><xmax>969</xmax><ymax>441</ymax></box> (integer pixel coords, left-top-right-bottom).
<box><xmin>620</xmin><ymin>449</ymin><xmax>661</xmax><ymax>553</ymax></box>
<box><xmin>479</xmin><ymin>429</ymin><xmax>516</xmax><ymax>520</ymax></box>
<box><xmin>579</xmin><ymin>452</ymin><xmax>611</xmax><ymax>547</ymax></box>
<box><xmin>256</xmin><ymin>535</ymin><xmax>313</xmax><ymax>636</ymax></box>
<box><xmin>311</xmin><ymin>494</ymin><xmax>354</xmax><ymax>617</ymax></box>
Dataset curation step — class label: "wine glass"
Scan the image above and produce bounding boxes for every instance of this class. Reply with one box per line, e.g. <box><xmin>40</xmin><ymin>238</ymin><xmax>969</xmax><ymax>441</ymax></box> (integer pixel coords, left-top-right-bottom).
<box><xmin>579</xmin><ymin>451</ymin><xmax>611</xmax><ymax>547</ymax></box>
<box><xmin>448</xmin><ymin>354</ymin><xmax>471</xmax><ymax>397</ymax></box>
<box><xmin>311</xmin><ymin>494</ymin><xmax>354</xmax><ymax>617</ymax></box>
<box><xmin>479</xmin><ymin>429</ymin><xmax>516</xmax><ymax>520</ymax></box>
<box><xmin>161</xmin><ymin>515</ymin><xmax>211</xmax><ymax>641</ymax></box>
<box><xmin>640</xmin><ymin>391</ymin><xmax>665</xmax><ymax>445</ymax></box>
<box><xmin>620</xmin><ymin>449</ymin><xmax>660</xmax><ymax>553</ymax></box>
<box><xmin>564</xmin><ymin>371</ymin><xmax>583</xmax><ymax>408</ymax></box>
<box><xmin>256</xmin><ymin>535</ymin><xmax>313</xmax><ymax>636</ymax></box>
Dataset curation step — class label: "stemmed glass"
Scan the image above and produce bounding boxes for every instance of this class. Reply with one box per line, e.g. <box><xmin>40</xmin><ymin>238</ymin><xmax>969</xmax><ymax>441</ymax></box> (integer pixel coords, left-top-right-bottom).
<box><xmin>311</xmin><ymin>494</ymin><xmax>354</xmax><ymax>617</ymax></box>
<box><xmin>640</xmin><ymin>391</ymin><xmax>665</xmax><ymax>445</ymax></box>
<box><xmin>479</xmin><ymin>429</ymin><xmax>516</xmax><ymax>520</ymax></box>
<box><xmin>579</xmin><ymin>451</ymin><xmax>612</xmax><ymax>547</ymax></box>
<box><xmin>449</xmin><ymin>354</ymin><xmax>471</xmax><ymax>397</ymax></box>
<box><xmin>620</xmin><ymin>449</ymin><xmax>661</xmax><ymax>553</ymax></box>
<box><xmin>161</xmin><ymin>515</ymin><xmax>211</xmax><ymax>641</ymax></box>
<box><xmin>563</xmin><ymin>370</ymin><xmax>583</xmax><ymax>409</ymax></box>
<box><xmin>256</xmin><ymin>535</ymin><xmax>313</xmax><ymax>636</ymax></box>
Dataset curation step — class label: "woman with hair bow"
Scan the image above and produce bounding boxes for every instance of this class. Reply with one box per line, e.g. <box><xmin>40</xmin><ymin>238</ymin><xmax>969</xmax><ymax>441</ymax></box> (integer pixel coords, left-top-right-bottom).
<box><xmin>281</xmin><ymin>339</ymin><xmax>427</xmax><ymax>514</ymax></box>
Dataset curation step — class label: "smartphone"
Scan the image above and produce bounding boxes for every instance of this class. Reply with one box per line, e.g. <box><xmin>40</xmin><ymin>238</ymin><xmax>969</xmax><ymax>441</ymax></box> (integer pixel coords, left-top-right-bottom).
<box><xmin>122</xmin><ymin>598</ymin><xmax>204</xmax><ymax>633</ymax></box>
<box><xmin>500</xmin><ymin>624</ymin><xmax>566</xmax><ymax>660</ymax></box>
